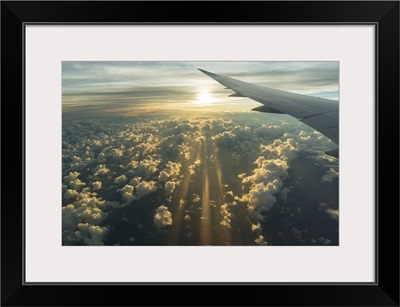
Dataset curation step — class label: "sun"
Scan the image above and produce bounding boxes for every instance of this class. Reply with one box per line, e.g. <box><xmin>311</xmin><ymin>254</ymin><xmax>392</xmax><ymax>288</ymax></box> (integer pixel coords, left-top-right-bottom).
<box><xmin>195</xmin><ymin>91</ymin><xmax>214</xmax><ymax>105</ymax></box>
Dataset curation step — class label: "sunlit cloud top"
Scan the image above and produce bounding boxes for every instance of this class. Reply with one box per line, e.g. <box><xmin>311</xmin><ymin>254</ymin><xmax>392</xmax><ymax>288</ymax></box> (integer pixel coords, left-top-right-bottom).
<box><xmin>62</xmin><ymin>61</ymin><xmax>339</xmax><ymax>119</ymax></box>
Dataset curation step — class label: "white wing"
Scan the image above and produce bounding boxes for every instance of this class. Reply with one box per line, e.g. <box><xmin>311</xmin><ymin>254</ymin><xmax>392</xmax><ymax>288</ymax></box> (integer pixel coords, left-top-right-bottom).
<box><xmin>199</xmin><ymin>69</ymin><xmax>339</xmax><ymax>158</ymax></box>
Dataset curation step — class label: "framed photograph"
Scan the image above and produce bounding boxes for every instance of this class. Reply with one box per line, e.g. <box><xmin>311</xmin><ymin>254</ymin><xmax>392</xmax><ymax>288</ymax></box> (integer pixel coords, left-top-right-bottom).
<box><xmin>1</xmin><ymin>1</ymin><xmax>399</xmax><ymax>306</ymax></box>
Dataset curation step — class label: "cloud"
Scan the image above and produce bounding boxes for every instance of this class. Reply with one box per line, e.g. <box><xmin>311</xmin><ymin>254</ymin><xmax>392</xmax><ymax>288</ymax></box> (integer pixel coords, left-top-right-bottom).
<box><xmin>62</xmin><ymin>111</ymin><xmax>338</xmax><ymax>245</ymax></box>
<box><xmin>220</xmin><ymin>202</ymin><xmax>237</xmax><ymax>228</ymax></box>
<box><xmin>241</xmin><ymin>138</ymin><xmax>299</xmax><ymax>221</ymax></box>
<box><xmin>251</xmin><ymin>222</ymin><xmax>262</xmax><ymax>234</ymax></box>
<box><xmin>119</xmin><ymin>184</ymin><xmax>135</xmax><ymax>200</ymax></box>
<box><xmin>184</xmin><ymin>214</ymin><xmax>191</xmax><ymax>222</ymax></box>
<box><xmin>63</xmin><ymin>171</ymin><xmax>80</xmax><ymax>183</ymax></box>
<box><xmin>326</xmin><ymin>208</ymin><xmax>339</xmax><ymax>220</ymax></box>
<box><xmin>165</xmin><ymin>181</ymin><xmax>177</xmax><ymax>195</ymax></box>
<box><xmin>154</xmin><ymin>205</ymin><xmax>173</xmax><ymax>228</ymax></box>
<box><xmin>255</xmin><ymin>235</ymin><xmax>267</xmax><ymax>245</ymax></box>
<box><xmin>62</xmin><ymin>189</ymin><xmax>111</xmax><ymax>245</ymax></box>
<box><xmin>136</xmin><ymin>181</ymin><xmax>158</xmax><ymax>198</ymax></box>
<box><xmin>321</xmin><ymin>168</ymin><xmax>339</xmax><ymax>183</ymax></box>
<box><xmin>158</xmin><ymin>161</ymin><xmax>182</xmax><ymax>182</ymax></box>
<box><xmin>114</xmin><ymin>174</ymin><xmax>127</xmax><ymax>184</ymax></box>
<box><xmin>64</xmin><ymin>189</ymin><xmax>79</xmax><ymax>199</ymax></box>
<box><xmin>69</xmin><ymin>179</ymin><xmax>86</xmax><ymax>191</ymax></box>
<box><xmin>92</xmin><ymin>181</ymin><xmax>102</xmax><ymax>190</ymax></box>
<box><xmin>188</xmin><ymin>161</ymin><xmax>201</xmax><ymax>175</ymax></box>
<box><xmin>134</xmin><ymin>158</ymin><xmax>160</xmax><ymax>179</ymax></box>
<box><xmin>92</xmin><ymin>164</ymin><xmax>110</xmax><ymax>176</ymax></box>
<box><xmin>192</xmin><ymin>194</ymin><xmax>201</xmax><ymax>203</ymax></box>
<box><xmin>74</xmin><ymin>223</ymin><xmax>108</xmax><ymax>245</ymax></box>
<box><xmin>129</xmin><ymin>177</ymin><xmax>141</xmax><ymax>186</ymax></box>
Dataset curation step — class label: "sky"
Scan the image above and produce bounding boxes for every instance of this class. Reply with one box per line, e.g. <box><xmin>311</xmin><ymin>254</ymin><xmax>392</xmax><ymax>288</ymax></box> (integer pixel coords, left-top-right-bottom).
<box><xmin>62</xmin><ymin>61</ymin><xmax>339</xmax><ymax>119</ymax></box>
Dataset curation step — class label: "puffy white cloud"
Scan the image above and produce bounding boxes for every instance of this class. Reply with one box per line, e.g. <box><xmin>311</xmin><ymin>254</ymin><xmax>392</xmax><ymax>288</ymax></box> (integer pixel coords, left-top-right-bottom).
<box><xmin>62</xmin><ymin>189</ymin><xmax>110</xmax><ymax>245</ymax></box>
<box><xmin>154</xmin><ymin>205</ymin><xmax>173</xmax><ymax>228</ymax></box>
<box><xmin>129</xmin><ymin>177</ymin><xmax>141</xmax><ymax>187</ymax></box>
<box><xmin>135</xmin><ymin>158</ymin><xmax>160</xmax><ymax>179</ymax></box>
<box><xmin>63</xmin><ymin>171</ymin><xmax>80</xmax><ymax>183</ymax></box>
<box><xmin>184</xmin><ymin>214</ymin><xmax>191</xmax><ymax>222</ymax></box>
<box><xmin>92</xmin><ymin>181</ymin><xmax>102</xmax><ymax>191</ymax></box>
<box><xmin>69</xmin><ymin>179</ymin><xmax>86</xmax><ymax>191</ymax></box>
<box><xmin>74</xmin><ymin>223</ymin><xmax>108</xmax><ymax>245</ymax></box>
<box><xmin>111</xmin><ymin>148</ymin><xmax>124</xmax><ymax>159</ymax></box>
<box><xmin>178</xmin><ymin>144</ymin><xmax>191</xmax><ymax>160</ymax></box>
<box><xmin>260</xmin><ymin>138</ymin><xmax>298</xmax><ymax>161</ymax></box>
<box><xmin>220</xmin><ymin>202</ymin><xmax>236</xmax><ymax>228</ymax></box>
<box><xmin>119</xmin><ymin>184</ymin><xmax>135</xmax><ymax>200</ymax></box>
<box><xmin>114</xmin><ymin>174</ymin><xmax>127</xmax><ymax>184</ymax></box>
<box><xmin>136</xmin><ymin>180</ymin><xmax>158</xmax><ymax>198</ymax></box>
<box><xmin>165</xmin><ymin>181</ymin><xmax>177</xmax><ymax>195</ymax></box>
<box><xmin>92</xmin><ymin>164</ymin><xmax>110</xmax><ymax>176</ymax></box>
<box><xmin>64</xmin><ymin>189</ymin><xmax>79</xmax><ymax>199</ymax></box>
<box><xmin>119</xmin><ymin>180</ymin><xmax>157</xmax><ymax>203</ymax></box>
<box><xmin>158</xmin><ymin>161</ymin><xmax>181</xmax><ymax>182</ymax></box>
<box><xmin>241</xmin><ymin>138</ymin><xmax>298</xmax><ymax>221</ymax></box>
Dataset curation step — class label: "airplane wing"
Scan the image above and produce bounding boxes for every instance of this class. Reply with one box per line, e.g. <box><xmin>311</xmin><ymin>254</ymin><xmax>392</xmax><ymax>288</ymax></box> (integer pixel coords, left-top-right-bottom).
<box><xmin>199</xmin><ymin>69</ymin><xmax>339</xmax><ymax>158</ymax></box>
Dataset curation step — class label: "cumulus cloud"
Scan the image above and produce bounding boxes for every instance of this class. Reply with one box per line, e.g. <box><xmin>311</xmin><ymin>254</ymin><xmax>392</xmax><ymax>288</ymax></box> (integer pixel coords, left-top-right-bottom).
<box><xmin>241</xmin><ymin>138</ymin><xmax>299</xmax><ymax>221</ymax></box>
<box><xmin>136</xmin><ymin>181</ymin><xmax>158</xmax><ymax>198</ymax></box>
<box><xmin>119</xmin><ymin>184</ymin><xmax>135</xmax><ymax>200</ymax></box>
<box><xmin>184</xmin><ymin>214</ymin><xmax>191</xmax><ymax>221</ymax></box>
<box><xmin>62</xmin><ymin>189</ymin><xmax>111</xmax><ymax>245</ymax></box>
<box><xmin>129</xmin><ymin>177</ymin><xmax>141</xmax><ymax>186</ymax></box>
<box><xmin>92</xmin><ymin>164</ymin><xmax>110</xmax><ymax>176</ymax></box>
<box><xmin>92</xmin><ymin>181</ymin><xmax>102</xmax><ymax>191</ymax></box>
<box><xmin>64</xmin><ymin>189</ymin><xmax>79</xmax><ymax>199</ymax></box>
<box><xmin>154</xmin><ymin>205</ymin><xmax>173</xmax><ymax>228</ymax></box>
<box><xmin>114</xmin><ymin>174</ymin><xmax>127</xmax><ymax>184</ymax></box>
<box><xmin>220</xmin><ymin>202</ymin><xmax>237</xmax><ymax>228</ymax></box>
<box><xmin>74</xmin><ymin>223</ymin><xmax>108</xmax><ymax>245</ymax></box>
<box><xmin>63</xmin><ymin>171</ymin><xmax>80</xmax><ymax>183</ymax></box>
<box><xmin>165</xmin><ymin>181</ymin><xmax>177</xmax><ymax>195</ymax></box>
<box><xmin>69</xmin><ymin>179</ymin><xmax>86</xmax><ymax>191</ymax></box>
<box><xmin>135</xmin><ymin>158</ymin><xmax>160</xmax><ymax>179</ymax></box>
<box><xmin>158</xmin><ymin>161</ymin><xmax>181</xmax><ymax>182</ymax></box>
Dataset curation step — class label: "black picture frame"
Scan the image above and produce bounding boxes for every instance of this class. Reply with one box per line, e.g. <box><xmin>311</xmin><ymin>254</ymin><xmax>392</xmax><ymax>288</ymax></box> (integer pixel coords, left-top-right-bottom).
<box><xmin>1</xmin><ymin>1</ymin><xmax>399</xmax><ymax>306</ymax></box>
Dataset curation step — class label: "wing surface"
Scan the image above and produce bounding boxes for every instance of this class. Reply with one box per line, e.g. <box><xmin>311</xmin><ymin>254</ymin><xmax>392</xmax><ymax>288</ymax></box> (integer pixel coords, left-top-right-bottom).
<box><xmin>199</xmin><ymin>69</ymin><xmax>339</xmax><ymax>151</ymax></box>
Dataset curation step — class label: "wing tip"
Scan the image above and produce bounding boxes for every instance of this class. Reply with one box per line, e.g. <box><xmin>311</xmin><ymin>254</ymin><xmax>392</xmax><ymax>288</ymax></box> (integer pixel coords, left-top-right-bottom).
<box><xmin>198</xmin><ymin>68</ymin><xmax>216</xmax><ymax>77</ymax></box>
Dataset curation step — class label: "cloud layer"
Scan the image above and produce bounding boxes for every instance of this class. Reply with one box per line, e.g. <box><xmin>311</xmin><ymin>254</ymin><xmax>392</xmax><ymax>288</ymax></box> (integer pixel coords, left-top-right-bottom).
<box><xmin>62</xmin><ymin>113</ymin><xmax>338</xmax><ymax>245</ymax></box>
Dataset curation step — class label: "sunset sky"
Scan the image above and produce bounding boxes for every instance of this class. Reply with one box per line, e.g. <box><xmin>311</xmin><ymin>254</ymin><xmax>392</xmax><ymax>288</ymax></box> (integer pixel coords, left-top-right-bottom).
<box><xmin>62</xmin><ymin>61</ymin><xmax>339</xmax><ymax>119</ymax></box>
